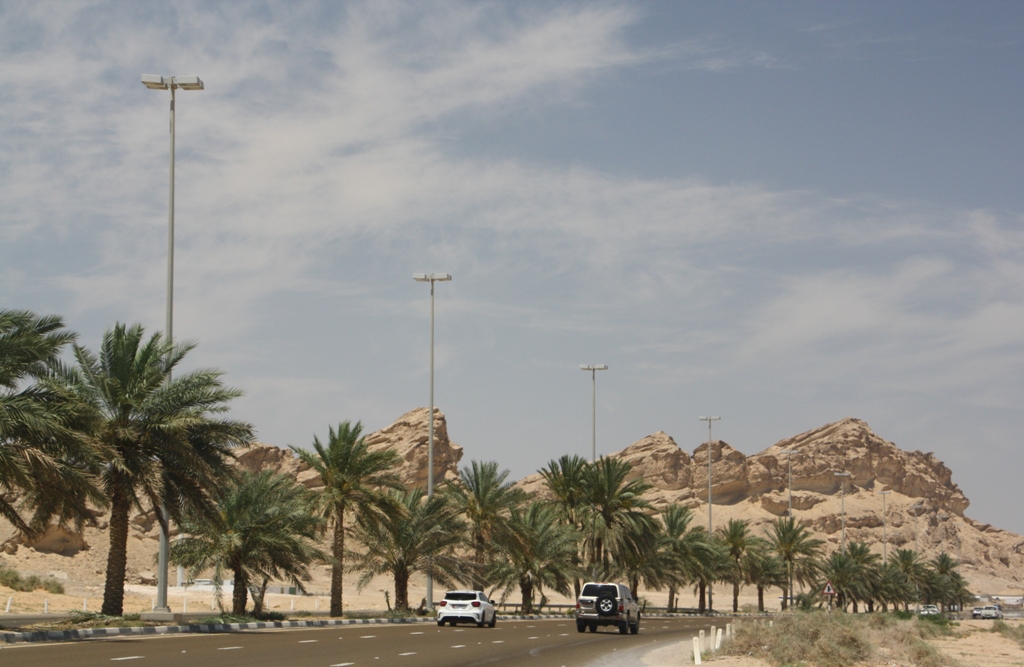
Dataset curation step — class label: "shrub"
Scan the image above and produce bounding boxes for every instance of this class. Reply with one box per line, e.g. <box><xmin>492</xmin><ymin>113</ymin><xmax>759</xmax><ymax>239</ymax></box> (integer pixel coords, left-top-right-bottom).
<box><xmin>0</xmin><ymin>567</ymin><xmax>64</xmax><ymax>594</ymax></box>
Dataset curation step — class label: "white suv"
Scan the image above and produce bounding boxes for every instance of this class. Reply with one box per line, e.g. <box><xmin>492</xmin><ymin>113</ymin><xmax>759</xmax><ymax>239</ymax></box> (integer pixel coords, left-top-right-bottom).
<box><xmin>575</xmin><ymin>582</ymin><xmax>640</xmax><ymax>635</ymax></box>
<box><xmin>437</xmin><ymin>590</ymin><xmax>497</xmax><ymax>627</ymax></box>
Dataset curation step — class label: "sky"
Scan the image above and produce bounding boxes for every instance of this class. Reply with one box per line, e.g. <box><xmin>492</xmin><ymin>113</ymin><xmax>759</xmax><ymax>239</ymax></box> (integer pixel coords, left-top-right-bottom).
<box><xmin>2</xmin><ymin>1</ymin><xmax>1023</xmax><ymax>535</ymax></box>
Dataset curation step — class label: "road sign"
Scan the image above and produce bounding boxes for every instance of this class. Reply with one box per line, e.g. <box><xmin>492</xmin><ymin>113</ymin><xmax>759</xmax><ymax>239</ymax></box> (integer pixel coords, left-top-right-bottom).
<box><xmin>822</xmin><ymin>581</ymin><xmax>836</xmax><ymax>596</ymax></box>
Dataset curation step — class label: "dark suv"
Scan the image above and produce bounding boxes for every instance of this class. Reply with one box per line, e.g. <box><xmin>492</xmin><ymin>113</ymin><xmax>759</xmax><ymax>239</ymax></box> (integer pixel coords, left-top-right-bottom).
<box><xmin>575</xmin><ymin>582</ymin><xmax>640</xmax><ymax>634</ymax></box>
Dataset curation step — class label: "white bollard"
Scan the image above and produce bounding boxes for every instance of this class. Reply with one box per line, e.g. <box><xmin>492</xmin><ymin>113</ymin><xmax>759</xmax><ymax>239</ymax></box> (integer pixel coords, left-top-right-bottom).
<box><xmin>315</xmin><ymin>597</ymin><xmax>319</xmax><ymax>611</ymax></box>
<box><xmin>183</xmin><ymin>597</ymin><xmax>187</xmax><ymax>613</ymax></box>
<box><xmin>291</xmin><ymin>598</ymin><xmax>295</xmax><ymax>611</ymax></box>
<box><xmin>710</xmin><ymin>626</ymin><xmax>717</xmax><ymax>651</ymax></box>
<box><xmin>44</xmin><ymin>599</ymin><xmax>48</xmax><ymax>614</ymax></box>
<box><xmin>692</xmin><ymin>636</ymin><xmax>702</xmax><ymax>665</ymax></box>
<box><xmin>699</xmin><ymin>629</ymin><xmax>705</xmax><ymax>651</ymax></box>
<box><xmin>716</xmin><ymin>627</ymin><xmax>723</xmax><ymax>649</ymax></box>
<box><xmin>6</xmin><ymin>596</ymin><xmax>11</xmax><ymax>613</ymax></box>
<box><xmin>769</xmin><ymin>619</ymin><xmax>774</xmax><ymax>628</ymax></box>
<box><xmin>83</xmin><ymin>598</ymin><xmax>88</xmax><ymax>612</ymax></box>
<box><xmin>211</xmin><ymin>595</ymin><xmax>216</xmax><ymax>610</ymax></box>
<box><xmin>152</xmin><ymin>598</ymin><xmax>156</xmax><ymax>611</ymax></box>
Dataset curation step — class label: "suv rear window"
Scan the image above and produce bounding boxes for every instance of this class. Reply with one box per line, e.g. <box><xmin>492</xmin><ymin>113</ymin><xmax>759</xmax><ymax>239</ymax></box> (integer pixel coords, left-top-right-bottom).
<box><xmin>444</xmin><ymin>592</ymin><xmax>477</xmax><ymax>601</ymax></box>
<box><xmin>581</xmin><ymin>584</ymin><xmax>618</xmax><ymax>597</ymax></box>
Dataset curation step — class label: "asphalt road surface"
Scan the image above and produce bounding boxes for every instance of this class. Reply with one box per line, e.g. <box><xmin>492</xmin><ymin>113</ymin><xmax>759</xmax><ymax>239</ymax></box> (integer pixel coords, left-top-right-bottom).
<box><xmin>0</xmin><ymin>616</ymin><xmax>718</xmax><ymax>667</ymax></box>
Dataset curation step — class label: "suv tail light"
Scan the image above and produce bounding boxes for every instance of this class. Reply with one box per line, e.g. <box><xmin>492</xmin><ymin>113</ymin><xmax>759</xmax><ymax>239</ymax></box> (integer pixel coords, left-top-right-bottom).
<box><xmin>575</xmin><ymin>601</ymin><xmax>581</xmax><ymax>610</ymax></box>
<box><xmin>472</xmin><ymin>601</ymin><xmax>481</xmax><ymax>607</ymax></box>
<box><xmin>618</xmin><ymin>603</ymin><xmax>624</xmax><ymax>612</ymax></box>
<box><xmin>439</xmin><ymin>600</ymin><xmax>447</xmax><ymax>606</ymax></box>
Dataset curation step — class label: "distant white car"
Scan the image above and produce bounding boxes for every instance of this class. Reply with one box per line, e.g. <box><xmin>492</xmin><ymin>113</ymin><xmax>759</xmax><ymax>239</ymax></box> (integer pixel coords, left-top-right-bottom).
<box><xmin>980</xmin><ymin>605</ymin><xmax>1003</xmax><ymax>620</ymax></box>
<box><xmin>436</xmin><ymin>590</ymin><xmax>497</xmax><ymax>627</ymax></box>
<box><xmin>918</xmin><ymin>605</ymin><xmax>940</xmax><ymax>616</ymax></box>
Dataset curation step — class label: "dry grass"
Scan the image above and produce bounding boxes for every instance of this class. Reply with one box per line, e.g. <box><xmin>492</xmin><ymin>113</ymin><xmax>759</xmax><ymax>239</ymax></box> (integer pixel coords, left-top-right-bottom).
<box><xmin>722</xmin><ymin>611</ymin><xmax>960</xmax><ymax>667</ymax></box>
<box><xmin>991</xmin><ymin>619</ymin><xmax>1024</xmax><ymax>648</ymax></box>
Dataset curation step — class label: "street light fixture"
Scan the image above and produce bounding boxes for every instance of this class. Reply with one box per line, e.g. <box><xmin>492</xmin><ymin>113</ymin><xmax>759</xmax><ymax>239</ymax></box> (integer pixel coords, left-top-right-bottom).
<box><xmin>834</xmin><ymin>472</ymin><xmax>852</xmax><ymax>554</ymax></box>
<box><xmin>877</xmin><ymin>490</ymin><xmax>892</xmax><ymax>566</ymax></box>
<box><xmin>699</xmin><ymin>415</ymin><xmax>720</xmax><ymax>613</ymax></box>
<box><xmin>141</xmin><ymin>73</ymin><xmax>204</xmax><ymax>617</ymax></box>
<box><xmin>780</xmin><ymin>450</ymin><xmax>798</xmax><ymax>517</ymax></box>
<box><xmin>413</xmin><ymin>272</ymin><xmax>451</xmax><ymax>611</ymax></box>
<box><xmin>579</xmin><ymin>365</ymin><xmax>608</xmax><ymax>463</ymax></box>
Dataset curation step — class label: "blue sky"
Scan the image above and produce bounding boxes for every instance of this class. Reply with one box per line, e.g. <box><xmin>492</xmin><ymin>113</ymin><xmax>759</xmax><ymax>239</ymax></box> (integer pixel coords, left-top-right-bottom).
<box><xmin>3</xmin><ymin>1</ymin><xmax>1023</xmax><ymax>534</ymax></box>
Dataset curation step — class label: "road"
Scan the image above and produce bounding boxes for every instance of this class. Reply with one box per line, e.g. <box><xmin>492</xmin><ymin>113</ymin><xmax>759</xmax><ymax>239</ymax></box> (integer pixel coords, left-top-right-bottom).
<box><xmin>0</xmin><ymin>616</ymin><xmax>719</xmax><ymax>667</ymax></box>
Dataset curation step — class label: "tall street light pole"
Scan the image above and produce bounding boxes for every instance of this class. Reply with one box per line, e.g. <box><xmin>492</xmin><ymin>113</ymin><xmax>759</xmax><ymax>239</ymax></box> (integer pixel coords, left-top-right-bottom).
<box><xmin>834</xmin><ymin>472</ymin><xmax>852</xmax><ymax>554</ymax></box>
<box><xmin>579</xmin><ymin>365</ymin><xmax>608</xmax><ymax>462</ymax></box>
<box><xmin>878</xmin><ymin>490</ymin><xmax>892</xmax><ymax>566</ymax></box>
<box><xmin>413</xmin><ymin>273</ymin><xmax>451</xmax><ymax>611</ymax></box>
<box><xmin>699</xmin><ymin>416</ymin><xmax>720</xmax><ymax>613</ymax></box>
<box><xmin>141</xmin><ymin>73</ymin><xmax>203</xmax><ymax>617</ymax></box>
<box><xmin>780</xmin><ymin>450</ymin><xmax>798</xmax><ymax>517</ymax></box>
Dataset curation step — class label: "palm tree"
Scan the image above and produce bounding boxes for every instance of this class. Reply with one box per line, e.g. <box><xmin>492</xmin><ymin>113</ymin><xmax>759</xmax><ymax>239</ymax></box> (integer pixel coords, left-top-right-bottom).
<box><xmin>349</xmin><ymin>488</ymin><xmax>467</xmax><ymax>611</ymax></box>
<box><xmin>817</xmin><ymin>551</ymin><xmax>869</xmax><ymax>612</ymax></box>
<box><xmin>581</xmin><ymin>457</ymin><xmax>655</xmax><ymax>574</ymax></box>
<box><xmin>660</xmin><ymin>504</ymin><xmax>715</xmax><ymax>611</ymax></box>
<box><xmin>844</xmin><ymin>542</ymin><xmax>881</xmax><ymax>612</ymax></box>
<box><xmin>488</xmin><ymin>502</ymin><xmax>580</xmax><ymax>613</ymax></box>
<box><xmin>766</xmin><ymin>516</ymin><xmax>823</xmax><ymax>611</ymax></box>
<box><xmin>539</xmin><ymin>454</ymin><xmax>591</xmax><ymax>597</ymax></box>
<box><xmin>0</xmin><ymin>309</ymin><xmax>100</xmax><ymax>534</ymax></box>
<box><xmin>691</xmin><ymin>535</ymin><xmax>730</xmax><ymax>613</ymax></box>
<box><xmin>617</xmin><ymin>517</ymin><xmax>671</xmax><ymax>599</ymax></box>
<box><xmin>717</xmin><ymin>518</ymin><xmax>754</xmax><ymax>613</ymax></box>
<box><xmin>56</xmin><ymin>323</ymin><xmax>253</xmax><ymax>616</ymax></box>
<box><xmin>292</xmin><ymin>421</ymin><xmax>402</xmax><ymax>617</ymax></box>
<box><xmin>170</xmin><ymin>470</ymin><xmax>326</xmax><ymax>615</ymax></box>
<box><xmin>743</xmin><ymin>543</ymin><xmax>787</xmax><ymax>612</ymax></box>
<box><xmin>445</xmin><ymin>460</ymin><xmax>530</xmax><ymax>589</ymax></box>
<box><xmin>892</xmin><ymin>548</ymin><xmax>928</xmax><ymax>611</ymax></box>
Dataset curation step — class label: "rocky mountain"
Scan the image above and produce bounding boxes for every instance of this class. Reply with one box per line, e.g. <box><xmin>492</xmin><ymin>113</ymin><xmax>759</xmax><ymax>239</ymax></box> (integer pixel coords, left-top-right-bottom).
<box><xmin>1</xmin><ymin>411</ymin><xmax>1021</xmax><ymax>595</ymax></box>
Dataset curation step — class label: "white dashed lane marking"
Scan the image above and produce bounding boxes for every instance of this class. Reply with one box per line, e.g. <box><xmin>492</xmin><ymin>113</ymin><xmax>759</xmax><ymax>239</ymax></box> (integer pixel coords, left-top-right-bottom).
<box><xmin>111</xmin><ymin>658</ymin><xmax>144</xmax><ymax>662</ymax></box>
<box><xmin>410</xmin><ymin>631</ymin><xmax>424</xmax><ymax>635</ymax></box>
<box><xmin>492</xmin><ymin>640</ymin><xmax>504</xmax><ymax>644</ymax></box>
<box><xmin>399</xmin><ymin>652</ymin><xmax>416</xmax><ymax>656</ymax></box>
<box><xmin>218</xmin><ymin>646</ymin><xmax>243</xmax><ymax>650</ymax></box>
<box><xmin>330</xmin><ymin>663</ymin><xmax>354</xmax><ymax>666</ymax></box>
<box><xmin>451</xmin><ymin>644</ymin><xmax>466</xmax><ymax>648</ymax></box>
<box><xmin>360</xmin><ymin>635</ymin><xmax>376</xmax><ymax>639</ymax></box>
<box><xmin>528</xmin><ymin>636</ymin><xmax>539</xmax><ymax>640</ymax></box>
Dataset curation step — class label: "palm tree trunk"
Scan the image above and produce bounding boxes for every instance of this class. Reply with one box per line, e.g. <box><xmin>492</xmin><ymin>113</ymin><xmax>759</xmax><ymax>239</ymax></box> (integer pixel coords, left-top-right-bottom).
<box><xmin>781</xmin><ymin>580</ymin><xmax>789</xmax><ymax>611</ymax></box>
<box><xmin>394</xmin><ymin>566</ymin><xmax>409</xmax><ymax>611</ymax></box>
<box><xmin>667</xmin><ymin>587</ymin><xmax>676</xmax><ymax>612</ymax></box>
<box><xmin>474</xmin><ymin>535</ymin><xmax>486</xmax><ymax>590</ymax></box>
<box><xmin>757</xmin><ymin>585</ymin><xmax>764</xmax><ymax>612</ymax></box>
<box><xmin>101</xmin><ymin>487</ymin><xmax>131</xmax><ymax>616</ymax></box>
<box><xmin>330</xmin><ymin>510</ymin><xmax>345</xmax><ymax>617</ymax></box>
<box><xmin>698</xmin><ymin>581</ymin><xmax>706</xmax><ymax>613</ymax></box>
<box><xmin>232</xmin><ymin>565</ymin><xmax>248</xmax><ymax>615</ymax></box>
<box><xmin>708</xmin><ymin>583</ymin><xmax>713</xmax><ymax>612</ymax></box>
<box><xmin>520</xmin><ymin>577</ymin><xmax>533</xmax><ymax>614</ymax></box>
<box><xmin>631</xmin><ymin>576</ymin><xmax>639</xmax><ymax>600</ymax></box>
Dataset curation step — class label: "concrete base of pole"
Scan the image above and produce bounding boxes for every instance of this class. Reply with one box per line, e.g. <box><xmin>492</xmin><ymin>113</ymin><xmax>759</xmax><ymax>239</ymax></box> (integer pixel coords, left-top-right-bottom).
<box><xmin>140</xmin><ymin>611</ymin><xmax>181</xmax><ymax>622</ymax></box>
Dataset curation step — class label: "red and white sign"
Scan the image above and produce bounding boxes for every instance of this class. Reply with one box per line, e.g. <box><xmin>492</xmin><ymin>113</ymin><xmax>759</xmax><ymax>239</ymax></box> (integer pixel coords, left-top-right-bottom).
<box><xmin>821</xmin><ymin>581</ymin><xmax>836</xmax><ymax>596</ymax></box>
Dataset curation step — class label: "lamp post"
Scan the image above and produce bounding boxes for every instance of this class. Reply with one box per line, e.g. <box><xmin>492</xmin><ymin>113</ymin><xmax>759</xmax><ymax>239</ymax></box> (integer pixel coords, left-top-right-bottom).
<box><xmin>141</xmin><ymin>73</ymin><xmax>203</xmax><ymax>616</ymax></box>
<box><xmin>698</xmin><ymin>416</ymin><xmax>720</xmax><ymax>612</ymax></box>
<box><xmin>877</xmin><ymin>490</ymin><xmax>892</xmax><ymax>566</ymax></box>
<box><xmin>834</xmin><ymin>472</ymin><xmax>852</xmax><ymax>554</ymax></box>
<box><xmin>780</xmin><ymin>450</ymin><xmax>798</xmax><ymax>517</ymax></box>
<box><xmin>413</xmin><ymin>272</ymin><xmax>451</xmax><ymax>611</ymax></box>
<box><xmin>910</xmin><ymin>501</ymin><xmax>924</xmax><ymax>613</ymax></box>
<box><xmin>579</xmin><ymin>365</ymin><xmax>608</xmax><ymax>462</ymax></box>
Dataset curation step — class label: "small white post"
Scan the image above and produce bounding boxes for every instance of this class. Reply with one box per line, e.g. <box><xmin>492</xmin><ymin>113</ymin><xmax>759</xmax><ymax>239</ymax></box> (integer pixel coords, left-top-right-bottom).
<box><xmin>726</xmin><ymin>622</ymin><xmax>732</xmax><ymax>639</ymax></box>
<box><xmin>291</xmin><ymin>597</ymin><xmax>295</xmax><ymax>611</ymax></box>
<box><xmin>44</xmin><ymin>599</ymin><xmax>48</xmax><ymax>614</ymax></box>
<box><xmin>6</xmin><ymin>596</ymin><xmax>12</xmax><ymax>613</ymax></box>
<box><xmin>83</xmin><ymin>598</ymin><xmax>88</xmax><ymax>612</ymax></box>
<box><xmin>699</xmin><ymin>629</ymin><xmax>705</xmax><ymax>650</ymax></box>
<box><xmin>710</xmin><ymin>626</ymin><xmax>717</xmax><ymax>651</ymax></box>
<box><xmin>152</xmin><ymin>598</ymin><xmax>156</xmax><ymax>611</ymax></box>
<box><xmin>769</xmin><ymin>619</ymin><xmax>774</xmax><ymax>628</ymax></box>
<box><xmin>183</xmin><ymin>596</ymin><xmax>187</xmax><ymax>613</ymax></box>
<box><xmin>716</xmin><ymin>627</ymin><xmax>723</xmax><ymax>649</ymax></box>
<box><xmin>692</xmin><ymin>636</ymin><xmax>702</xmax><ymax>665</ymax></box>
<box><xmin>211</xmin><ymin>595</ymin><xmax>216</xmax><ymax>610</ymax></box>
<box><xmin>315</xmin><ymin>597</ymin><xmax>319</xmax><ymax>611</ymax></box>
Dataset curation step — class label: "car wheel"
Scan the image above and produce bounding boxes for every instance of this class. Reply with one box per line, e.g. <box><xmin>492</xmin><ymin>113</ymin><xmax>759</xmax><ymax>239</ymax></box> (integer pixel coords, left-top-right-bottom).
<box><xmin>437</xmin><ymin>619</ymin><xmax>444</xmax><ymax>627</ymax></box>
<box><xmin>488</xmin><ymin>611</ymin><xmax>497</xmax><ymax>628</ymax></box>
<box><xmin>630</xmin><ymin>613</ymin><xmax>640</xmax><ymax>635</ymax></box>
<box><xmin>576</xmin><ymin>621</ymin><xmax>586</xmax><ymax>633</ymax></box>
<box><xmin>596</xmin><ymin>595</ymin><xmax>618</xmax><ymax>617</ymax></box>
<box><xmin>588</xmin><ymin>622</ymin><xmax>597</xmax><ymax>633</ymax></box>
<box><xmin>618</xmin><ymin>621</ymin><xmax>628</xmax><ymax>635</ymax></box>
<box><xmin>476</xmin><ymin>615</ymin><xmax>485</xmax><ymax>628</ymax></box>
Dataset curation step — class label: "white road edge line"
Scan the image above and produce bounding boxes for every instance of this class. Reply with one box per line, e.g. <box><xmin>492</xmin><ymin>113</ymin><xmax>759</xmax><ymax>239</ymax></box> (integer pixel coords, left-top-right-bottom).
<box><xmin>110</xmin><ymin>658</ymin><xmax>144</xmax><ymax>662</ymax></box>
<box><xmin>330</xmin><ymin>663</ymin><xmax>355</xmax><ymax>666</ymax></box>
